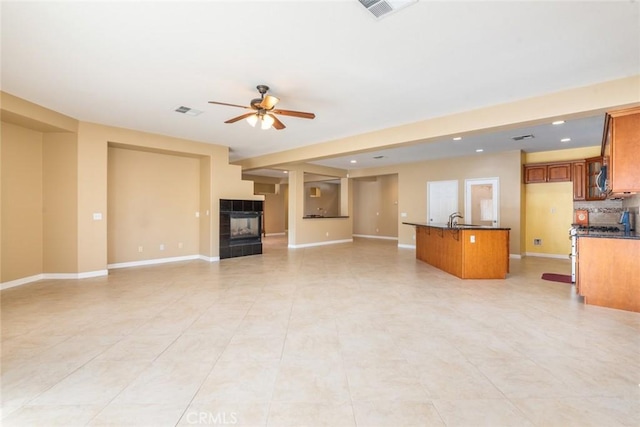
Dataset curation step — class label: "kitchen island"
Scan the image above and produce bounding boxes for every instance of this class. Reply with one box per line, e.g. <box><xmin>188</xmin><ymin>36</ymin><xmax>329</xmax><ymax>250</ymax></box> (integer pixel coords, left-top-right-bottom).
<box><xmin>403</xmin><ymin>222</ymin><xmax>511</xmax><ymax>279</ymax></box>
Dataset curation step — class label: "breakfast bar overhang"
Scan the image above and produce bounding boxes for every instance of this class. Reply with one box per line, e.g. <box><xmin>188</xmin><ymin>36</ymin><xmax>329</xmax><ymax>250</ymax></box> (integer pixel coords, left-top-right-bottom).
<box><xmin>403</xmin><ymin>222</ymin><xmax>511</xmax><ymax>279</ymax></box>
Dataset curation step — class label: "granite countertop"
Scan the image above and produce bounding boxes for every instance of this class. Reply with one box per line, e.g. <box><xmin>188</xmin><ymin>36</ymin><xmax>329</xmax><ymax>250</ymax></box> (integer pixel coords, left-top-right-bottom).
<box><xmin>576</xmin><ymin>230</ymin><xmax>639</xmax><ymax>240</ymax></box>
<box><xmin>402</xmin><ymin>222</ymin><xmax>511</xmax><ymax>231</ymax></box>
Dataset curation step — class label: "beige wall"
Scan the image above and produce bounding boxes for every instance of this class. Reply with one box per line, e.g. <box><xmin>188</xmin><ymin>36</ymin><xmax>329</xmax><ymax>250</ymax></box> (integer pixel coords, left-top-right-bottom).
<box><xmin>1</xmin><ymin>93</ymin><xmax>258</xmax><ymax>285</ymax></box>
<box><xmin>43</xmin><ymin>132</ymin><xmax>78</xmax><ymax>273</ymax></box>
<box><xmin>263</xmin><ymin>191</ymin><xmax>286</xmax><ymax>235</ymax></box>
<box><xmin>75</xmin><ymin>122</ymin><xmax>259</xmax><ymax>268</ymax></box>
<box><xmin>350</xmin><ymin>150</ymin><xmax>523</xmax><ymax>253</ymax></box>
<box><xmin>246</xmin><ymin>174</ymin><xmax>288</xmax><ymax>235</ymax></box>
<box><xmin>353</xmin><ymin>174</ymin><xmax>398</xmax><ymax>238</ymax></box>
<box><xmin>1</xmin><ymin>122</ymin><xmax>44</xmax><ymax>281</ymax></box>
<box><xmin>304</xmin><ymin>180</ymin><xmax>340</xmax><ymax>217</ymax></box>
<box><xmin>107</xmin><ymin>147</ymin><xmax>200</xmax><ymax>264</ymax></box>
<box><xmin>287</xmin><ymin>166</ymin><xmax>353</xmax><ymax>247</ymax></box>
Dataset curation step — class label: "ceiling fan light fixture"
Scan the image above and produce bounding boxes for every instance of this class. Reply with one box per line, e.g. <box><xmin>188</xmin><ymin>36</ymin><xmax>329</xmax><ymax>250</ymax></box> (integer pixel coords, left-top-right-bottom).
<box><xmin>261</xmin><ymin>114</ymin><xmax>275</xmax><ymax>130</ymax></box>
<box><xmin>246</xmin><ymin>114</ymin><xmax>258</xmax><ymax>127</ymax></box>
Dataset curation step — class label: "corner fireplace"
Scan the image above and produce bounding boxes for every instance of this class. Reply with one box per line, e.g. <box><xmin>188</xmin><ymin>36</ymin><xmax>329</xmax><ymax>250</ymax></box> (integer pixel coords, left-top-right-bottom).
<box><xmin>219</xmin><ymin>199</ymin><xmax>263</xmax><ymax>259</ymax></box>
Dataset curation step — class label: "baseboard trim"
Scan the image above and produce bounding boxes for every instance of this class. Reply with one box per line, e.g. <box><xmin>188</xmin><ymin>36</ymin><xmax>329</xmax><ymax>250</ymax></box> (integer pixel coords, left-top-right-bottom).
<box><xmin>108</xmin><ymin>255</ymin><xmax>203</xmax><ymax>270</ymax></box>
<box><xmin>1</xmin><ymin>274</ymin><xmax>44</xmax><ymax>290</ymax></box>
<box><xmin>265</xmin><ymin>232</ymin><xmax>286</xmax><ymax>237</ymax></box>
<box><xmin>198</xmin><ymin>255</ymin><xmax>220</xmax><ymax>262</ymax></box>
<box><xmin>1</xmin><ymin>270</ymin><xmax>108</xmax><ymax>290</ymax></box>
<box><xmin>524</xmin><ymin>252</ymin><xmax>570</xmax><ymax>260</ymax></box>
<box><xmin>397</xmin><ymin>244</ymin><xmax>416</xmax><ymax>249</ymax></box>
<box><xmin>288</xmin><ymin>239</ymin><xmax>353</xmax><ymax>249</ymax></box>
<box><xmin>353</xmin><ymin>234</ymin><xmax>398</xmax><ymax>241</ymax></box>
<box><xmin>43</xmin><ymin>270</ymin><xmax>109</xmax><ymax>280</ymax></box>
<box><xmin>509</xmin><ymin>254</ymin><xmax>523</xmax><ymax>259</ymax></box>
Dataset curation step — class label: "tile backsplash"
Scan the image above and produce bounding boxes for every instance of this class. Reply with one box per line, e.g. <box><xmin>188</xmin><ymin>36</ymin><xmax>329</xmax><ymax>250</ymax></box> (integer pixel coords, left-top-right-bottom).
<box><xmin>574</xmin><ymin>194</ymin><xmax>639</xmax><ymax>228</ymax></box>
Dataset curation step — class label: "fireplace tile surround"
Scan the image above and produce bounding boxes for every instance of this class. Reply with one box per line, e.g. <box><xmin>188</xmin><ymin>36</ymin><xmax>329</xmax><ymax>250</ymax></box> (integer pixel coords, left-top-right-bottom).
<box><xmin>219</xmin><ymin>199</ymin><xmax>263</xmax><ymax>259</ymax></box>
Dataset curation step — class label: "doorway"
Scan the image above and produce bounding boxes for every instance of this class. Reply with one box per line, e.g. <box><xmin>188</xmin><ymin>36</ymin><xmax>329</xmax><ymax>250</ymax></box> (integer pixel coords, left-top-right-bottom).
<box><xmin>464</xmin><ymin>178</ymin><xmax>499</xmax><ymax>227</ymax></box>
<box><xmin>427</xmin><ymin>180</ymin><xmax>458</xmax><ymax>224</ymax></box>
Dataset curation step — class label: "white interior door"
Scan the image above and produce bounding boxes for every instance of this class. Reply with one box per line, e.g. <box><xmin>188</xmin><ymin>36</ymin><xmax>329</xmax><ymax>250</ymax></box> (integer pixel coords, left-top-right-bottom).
<box><xmin>427</xmin><ymin>180</ymin><xmax>458</xmax><ymax>225</ymax></box>
<box><xmin>464</xmin><ymin>177</ymin><xmax>499</xmax><ymax>227</ymax></box>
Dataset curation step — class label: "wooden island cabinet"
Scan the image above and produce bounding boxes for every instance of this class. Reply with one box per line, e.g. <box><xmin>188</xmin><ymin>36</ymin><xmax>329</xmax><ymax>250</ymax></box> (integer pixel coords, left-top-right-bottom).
<box><xmin>405</xmin><ymin>223</ymin><xmax>510</xmax><ymax>279</ymax></box>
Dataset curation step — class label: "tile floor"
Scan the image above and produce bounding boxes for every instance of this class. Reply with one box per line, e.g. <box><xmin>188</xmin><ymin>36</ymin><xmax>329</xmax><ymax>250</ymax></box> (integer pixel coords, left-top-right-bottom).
<box><xmin>1</xmin><ymin>236</ymin><xmax>639</xmax><ymax>426</ymax></box>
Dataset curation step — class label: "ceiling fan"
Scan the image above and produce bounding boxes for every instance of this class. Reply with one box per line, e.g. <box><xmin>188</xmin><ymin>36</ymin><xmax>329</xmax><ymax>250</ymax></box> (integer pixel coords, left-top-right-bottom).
<box><xmin>208</xmin><ymin>85</ymin><xmax>315</xmax><ymax>130</ymax></box>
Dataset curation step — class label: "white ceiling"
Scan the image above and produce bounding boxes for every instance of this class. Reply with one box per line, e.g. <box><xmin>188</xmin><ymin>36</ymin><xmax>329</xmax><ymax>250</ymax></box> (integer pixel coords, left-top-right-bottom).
<box><xmin>2</xmin><ymin>1</ymin><xmax>639</xmax><ymax>172</ymax></box>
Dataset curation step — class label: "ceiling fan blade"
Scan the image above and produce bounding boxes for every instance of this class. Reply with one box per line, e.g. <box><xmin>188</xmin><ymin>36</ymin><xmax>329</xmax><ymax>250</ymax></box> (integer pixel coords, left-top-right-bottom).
<box><xmin>271</xmin><ymin>114</ymin><xmax>286</xmax><ymax>130</ymax></box>
<box><xmin>224</xmin><ymin>112</ymin><xmax>256</xmax><ymax>124</ymax></box>
<box><xmin>259</xmin><ymin>95</ymin><xmax>280</xmax><ymax>110</ymax></box>
<box><xmin>272</xmin><ymin>109</ymin><xmax>315</xmax><ymax>119</ymax></box>
<box><xmin>208</xmin><ymin>101</ymin><xmax>251</xmax><ymax>109</ymax></box>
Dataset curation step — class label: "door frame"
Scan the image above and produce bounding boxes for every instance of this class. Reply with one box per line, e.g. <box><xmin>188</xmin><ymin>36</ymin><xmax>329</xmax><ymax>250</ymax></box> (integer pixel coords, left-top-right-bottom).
<box><xmin>464</xmin><ymin>177</ymin><xmax>500</xmax><ymax>227</ymax></box>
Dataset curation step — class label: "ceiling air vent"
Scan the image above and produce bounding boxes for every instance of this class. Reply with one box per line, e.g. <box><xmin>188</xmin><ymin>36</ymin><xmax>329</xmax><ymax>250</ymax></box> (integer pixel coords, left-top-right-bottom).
<box><xmin>173</xmin><ymin>106</ymin><xmax>203</xmax><ymax>117</ymax></box>
<box><xmin>358</xmin><ymin>0</ymin><xmax>418</xmax><ymax>20</ymax></box>
<box><xmin>512</xmin><ymin>134</ymin><xmax>535</xmax><ymax>141</ymax></box>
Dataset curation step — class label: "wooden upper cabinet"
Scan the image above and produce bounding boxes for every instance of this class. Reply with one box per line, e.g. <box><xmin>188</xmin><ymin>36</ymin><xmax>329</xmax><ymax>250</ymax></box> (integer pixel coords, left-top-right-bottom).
<box><xmin>547</xmin><ymin>163</ymin><xmax>572</xmax><ymax>182</ymax></box>
<box><xmin>524</xmin><ymin>164</ymin><xmax>547</xmax><ymax>183</ymax></box>
<box><xmin>523</xmin><ymin>162</ymin><xmax>571</xmax><ymax>184</ymax></box>
<box><xmin>603</xmin><ymin>107</ymin><xmax>640</xmax><ymax>194</ymax></box>
<box><xmin>585</xmin><ymin>156</ymin><xmax>606</xmax><ymax>200</ymax></box>
<box><xmin>572</xmin><ymin>160</ymin><xmax>586</xmax><ymax>201</ymax></box>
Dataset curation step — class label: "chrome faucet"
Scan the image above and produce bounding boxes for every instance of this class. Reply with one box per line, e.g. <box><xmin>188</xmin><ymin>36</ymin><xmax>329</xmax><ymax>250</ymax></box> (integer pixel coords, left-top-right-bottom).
<box><xmin>448</xmin><ymin>212</ymin><xmax>463</xmax><ymax>228</ymax></box>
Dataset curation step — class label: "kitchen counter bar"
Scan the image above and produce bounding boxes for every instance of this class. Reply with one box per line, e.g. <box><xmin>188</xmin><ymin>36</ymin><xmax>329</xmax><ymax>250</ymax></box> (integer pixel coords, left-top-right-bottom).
<box><xmin>404</xmin><ymin>222</ymin><xmax>511</xmax><ymax>231</ymax></box>
<box><xmin>403</xmin><ymin>222</ymin><xmax>510</xmax><ymax>279</ymax></box>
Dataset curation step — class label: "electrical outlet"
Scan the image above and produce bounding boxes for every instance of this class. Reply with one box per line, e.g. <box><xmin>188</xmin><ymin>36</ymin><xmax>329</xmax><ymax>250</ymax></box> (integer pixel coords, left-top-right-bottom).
<box><xmin>138</xmin><ymin>246</ymin><xmax>143</xmax><ymax>253</ymax></box>
<box><xmin>160</xmin><ymin>244</ymin><xmax>165</xmax><ymax>251</ymax></box>
<box><xmin>178</xmin><ymin>242</ymin><xmax>183</xmax><ymax>249</ymax></box>
<box><xmin>533</xmin><ymin>238</ymin><xmax>542</xmax><ymax>246</ymax></box>
<box><xmin>326</xmin><ymin>232</ymin><xmax>329</xmax><ymax>237</ymax></box>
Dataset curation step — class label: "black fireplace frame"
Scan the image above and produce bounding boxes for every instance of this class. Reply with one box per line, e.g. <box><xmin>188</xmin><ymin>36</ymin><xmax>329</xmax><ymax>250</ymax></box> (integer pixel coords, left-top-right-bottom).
<box><xmin>219</xmin><ymin>199</ymin><xmax>263</xmax><ymax>259</ymax></box>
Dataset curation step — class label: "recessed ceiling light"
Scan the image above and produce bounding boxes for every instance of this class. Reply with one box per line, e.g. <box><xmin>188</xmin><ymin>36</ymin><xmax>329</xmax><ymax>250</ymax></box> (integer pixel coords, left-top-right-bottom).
<box><xmin>350</xmin><ymin>160</ymin><xmax>357</xmax><ymax>164</ymax></box>
<box><xmin>453</xmin><ymin>137</ymin><xmax>462</xmax><ymax>141</ymax></box>
<box><xmin>561</xmin><ymin>138</ymin><xmax>571</xmax><ymax>142</ymax></box>
<box><xmin>476</xmin><ymin>149</ymin><xmax>484</xmax><ymax>152</ymax></box>
<box><xmin>552</xmin><ymin>120</ymin><xmax>565</xmax><ymax>125</ymax></box>
<box><xmin>283</xmin><ymin>171</ymin><xmax>288</xmax><ymax>174</ymax></box>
